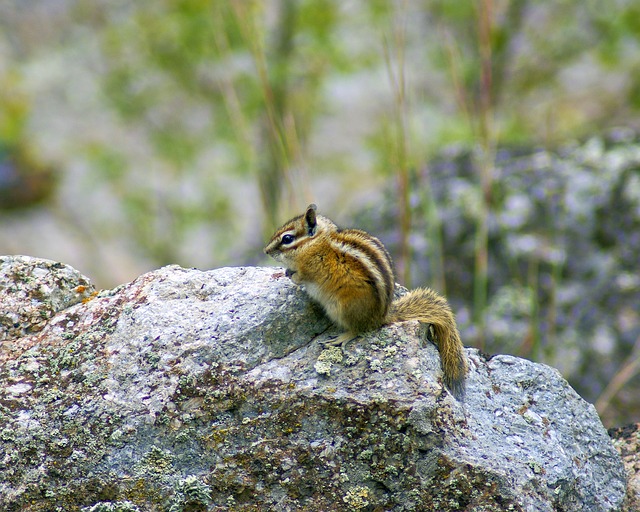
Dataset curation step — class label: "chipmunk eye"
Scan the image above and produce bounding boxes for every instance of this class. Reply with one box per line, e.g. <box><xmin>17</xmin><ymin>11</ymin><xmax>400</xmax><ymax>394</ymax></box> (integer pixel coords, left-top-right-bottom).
<box><xmin>281</xmin><ymin>234</ymin><xmax>295</xmax><ymax>245</ymax></box>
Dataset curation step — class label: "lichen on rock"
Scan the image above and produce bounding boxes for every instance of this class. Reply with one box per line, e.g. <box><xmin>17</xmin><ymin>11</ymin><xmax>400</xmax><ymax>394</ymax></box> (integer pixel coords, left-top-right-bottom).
<box><xmin>0</xmin><ymin>255</ymin><xmax>96</xmax><ymax>343</ymax></box>
<box><xmin>0</xmin><ymin>258</ymin><xmax>628</xmax><ymax>510</ymax></box>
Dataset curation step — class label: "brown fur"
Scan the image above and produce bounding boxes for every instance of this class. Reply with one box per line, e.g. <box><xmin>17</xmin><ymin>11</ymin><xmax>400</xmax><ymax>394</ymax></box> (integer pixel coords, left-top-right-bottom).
<box><xmin>265</xmin><ymin>204</ymin><xmax>468</xmax><ymax>398</ymax></box>
<box><xmin>387</xmin><ymin>288</ymin><xmax>467</xmax><ymax>397</ymax></box>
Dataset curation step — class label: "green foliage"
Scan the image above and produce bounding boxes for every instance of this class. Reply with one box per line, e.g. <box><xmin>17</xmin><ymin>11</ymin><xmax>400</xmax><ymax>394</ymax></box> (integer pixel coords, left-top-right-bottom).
<box><xmin>0</xmin><ymin>72</ymin><xmax>30</xmax><ymax>145</ymax></box>
<box><xmin>51</xmin><ymin>0</ymin><xmax>638</xmax><ymax>267</ymax></box>
<box><xmin>97</xmin><ymin>0</ymin><xmax>373</xmax><ymax>235</ymax></box>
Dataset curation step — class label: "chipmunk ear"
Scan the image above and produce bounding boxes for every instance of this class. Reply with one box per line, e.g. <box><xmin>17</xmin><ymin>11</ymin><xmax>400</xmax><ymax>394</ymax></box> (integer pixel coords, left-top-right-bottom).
<box><xmin>305</xmin><ymin>204</ymin><xmax>318</xmax><ymax>236</ymax></box>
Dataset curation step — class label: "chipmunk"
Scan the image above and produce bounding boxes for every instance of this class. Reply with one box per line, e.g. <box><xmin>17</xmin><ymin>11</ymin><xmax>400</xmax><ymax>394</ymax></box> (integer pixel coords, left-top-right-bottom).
<box><xmin>264</xmin><ymin>204</ymin><xmax>468</xmax><ymax>397</ymax></box>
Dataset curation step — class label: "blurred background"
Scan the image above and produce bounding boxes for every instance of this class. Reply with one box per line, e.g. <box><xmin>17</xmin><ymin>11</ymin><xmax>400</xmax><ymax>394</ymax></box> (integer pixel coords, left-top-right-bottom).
<box><xmin>1</xmin><ymin>0</ymin><xmax>639</xmax><ymax>427</ymax></box>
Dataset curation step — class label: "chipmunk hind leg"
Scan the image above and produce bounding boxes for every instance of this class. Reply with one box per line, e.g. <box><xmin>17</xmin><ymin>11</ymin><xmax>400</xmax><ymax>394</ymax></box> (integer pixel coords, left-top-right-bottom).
<box><xmin>318</xmin><ymin>296</ymin><xmax>382</xmax><ymax>348</ymax></box>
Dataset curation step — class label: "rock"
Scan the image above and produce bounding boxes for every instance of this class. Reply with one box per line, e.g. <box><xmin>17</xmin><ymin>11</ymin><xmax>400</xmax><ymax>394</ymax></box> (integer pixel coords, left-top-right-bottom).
<box><xmin>356</xmin><ymin>133</ymin><xmax>640</xmax><ymax>426</ymax></box>
<box><xmin>0</xmin><ymin>258</ymin><xmax>627</xmax><ymax>511</ymax></box>
<box><xmin>609</xmin><ymin>423</ymin><xmax>640</xmax><ymax>512</ymax></box>
<box><xmin>0</xmin><ymin>255</ymin><xmax>95</xmax><ymax>343</ymax></box>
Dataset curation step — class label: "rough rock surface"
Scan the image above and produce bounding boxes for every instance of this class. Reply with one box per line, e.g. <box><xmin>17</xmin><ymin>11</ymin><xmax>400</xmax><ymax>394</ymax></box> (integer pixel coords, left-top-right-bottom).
<box><xmin>610</xmin><ymin>423</ymin><xmax>640</xmax><ymax>512</ymax></box>
<box><xmin>0</xmin><ymin>258</ymin><xmax>627</xmax><ymax>511</ymax></box>
<box><xmin>0</xmin><ymin>255</ymin><xmax>95</xmax><ymax>342</ymax></box>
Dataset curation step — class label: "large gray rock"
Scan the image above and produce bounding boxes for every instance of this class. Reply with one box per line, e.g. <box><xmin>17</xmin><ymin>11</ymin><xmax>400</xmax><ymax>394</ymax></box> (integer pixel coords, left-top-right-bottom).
<box><xmin>0</xmin><ymin>258</ymin><xmax>627</xmax><ymax>511</ymax></box>
<box><xmin>0</xmin><ymin>255</ymin><xmax>96</xmax><ymax>342</ymax></box>
<box><xmin>610</xmin><ymin>423</ymin><xmax>640</xmax><ymax>512</ymax></box>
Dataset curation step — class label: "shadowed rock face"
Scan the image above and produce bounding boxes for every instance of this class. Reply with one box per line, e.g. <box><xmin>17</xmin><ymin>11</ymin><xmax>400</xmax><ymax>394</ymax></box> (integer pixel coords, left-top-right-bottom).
<box><xmin>0</xmin><ymin>257</ymin><xmax>627</xmax><ymax>511</ymax></box>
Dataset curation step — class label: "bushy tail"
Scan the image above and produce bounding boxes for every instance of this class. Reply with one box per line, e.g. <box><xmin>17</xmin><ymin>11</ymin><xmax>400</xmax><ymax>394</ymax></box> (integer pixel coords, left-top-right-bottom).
<box><xmin>387</xmin><ymin>287</ymin><xmax>468</xmax><ymax>398</ymax></box>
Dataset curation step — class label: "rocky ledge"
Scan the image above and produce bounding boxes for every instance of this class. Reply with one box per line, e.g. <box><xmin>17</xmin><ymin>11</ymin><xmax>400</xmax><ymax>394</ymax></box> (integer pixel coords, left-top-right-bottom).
<box><xmin>0</xmin><ymin>256</ymin><xmax>629</xmax><ymax>511</ymax></box>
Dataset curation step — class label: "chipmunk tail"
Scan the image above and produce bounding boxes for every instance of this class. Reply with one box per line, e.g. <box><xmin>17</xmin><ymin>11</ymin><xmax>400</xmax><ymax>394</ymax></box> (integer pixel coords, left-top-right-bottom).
<box><xmin>388</xmin><ymin>288</ymin><xmax>468</xmax><ymax>399</ymax></box>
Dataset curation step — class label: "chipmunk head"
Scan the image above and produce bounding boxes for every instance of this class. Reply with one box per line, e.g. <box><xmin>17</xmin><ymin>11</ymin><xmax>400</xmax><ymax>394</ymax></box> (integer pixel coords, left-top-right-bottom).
<box><xmin>264</xmin><ymin>204</ymin><xmax>336</xmax><ymax>269</ymax></box>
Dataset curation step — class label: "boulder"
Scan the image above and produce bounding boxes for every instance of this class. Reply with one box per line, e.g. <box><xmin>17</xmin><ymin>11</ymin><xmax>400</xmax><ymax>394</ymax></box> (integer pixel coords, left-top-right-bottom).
<box><xmin>0</xmin><ymin>255</ymin><xmax>95</xmax><ymax>342</ymax></box>
<box><xmin>610</xmin><ymin>423</ymin><xmax>640</xmax><ymax>511</ymax></box>
<box><xmin>0</xmin><ymin>258</ymin><xmax>627</xmax><ymax>511</ymax></box>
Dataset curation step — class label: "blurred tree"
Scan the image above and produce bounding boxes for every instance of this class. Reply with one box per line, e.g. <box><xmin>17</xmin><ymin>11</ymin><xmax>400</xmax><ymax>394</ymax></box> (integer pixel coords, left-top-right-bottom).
<box><xmin>0</xmin><ymin>72</ymin><xmax>57</xmax><ymax>211</ymax></box>
<box><xmin>97</xmin><ymin>0</ymin><xmax>356</xmax><ymax>245</ymax></box>
<box><xmin>70</xmin><ymin>0</ymin><xmax>640</xmax><ymax>267</ymax></box>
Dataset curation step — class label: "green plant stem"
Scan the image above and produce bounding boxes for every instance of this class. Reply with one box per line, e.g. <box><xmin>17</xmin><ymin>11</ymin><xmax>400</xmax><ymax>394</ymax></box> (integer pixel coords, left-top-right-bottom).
<box><xmin>527</xmin><ymin>256</ymin><xmax>541</xmax><ymax>359</ymax></box>
<box><xmin>471</xmin><ymin>0</ymin><xmax>497</xmax><ymax>348</ymax></box>
<box><xmin>472</xmin><ymin>198</ymin><xmax>489</xmax><ymax>348</ymax></box>
<box><xmin>419</xmin><ymin>172</ymin><xmax>446</xmax><ymax>294</ymax></box>
<box><xmin>595</xmin><ymin>335</ymin><xmax>640</xmax><ymax>418</ymax></box>
<box><xmin>232</xmin><ymin>0</ymin><xmax>296</xmax><ymax>233</ymax></box>
<box><xmin>383</xmin><ymin>1</ymin><xmax>411</xmax><ymax>286</ymax></box>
